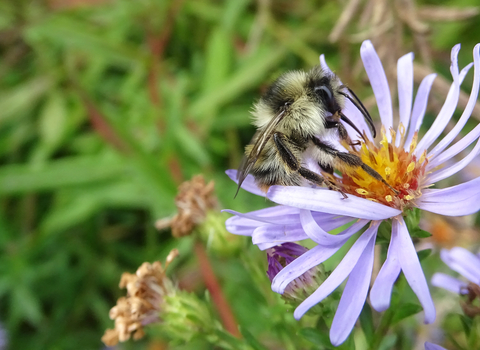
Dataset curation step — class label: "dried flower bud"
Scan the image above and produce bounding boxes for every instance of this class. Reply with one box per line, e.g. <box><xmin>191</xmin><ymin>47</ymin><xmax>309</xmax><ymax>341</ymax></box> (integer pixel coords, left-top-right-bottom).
<box><xmin>101</xmin><ymin>249</ymin><xmax>179</xmax><ymax>346</ymax></box>
<box><xmin>156</xmin><ymin>175</ymin><xmax>217</xmax><ymax>238</ymax></box>
<box><xmin>461</xmin><ymin>282</ymin><xmax>480</xmax><ymax>318</ymax></box>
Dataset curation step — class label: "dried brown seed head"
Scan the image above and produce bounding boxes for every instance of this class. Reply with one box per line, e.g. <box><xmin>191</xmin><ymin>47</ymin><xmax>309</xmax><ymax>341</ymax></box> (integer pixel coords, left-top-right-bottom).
<box><xmin>101</xmin><ymin>249</ymin><xmax>179</xmax><ymax>346</ymax></box>
<box><xmin>157</xmin><ymin>175</ymin><xmax>218</xmax><ymax>238</ymax></box>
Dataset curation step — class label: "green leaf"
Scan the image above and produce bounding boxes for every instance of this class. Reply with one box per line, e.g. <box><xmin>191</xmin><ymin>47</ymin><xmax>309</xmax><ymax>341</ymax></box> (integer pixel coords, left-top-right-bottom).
<box><xmin>417</xmin><ymin>249</ymin><xmax>432</xmax><ymax>261</ymax></box>
<box><xmin>460</xmin><ymin>314</ymin><xmax>473</xmax><ymax>337</ymax></box>
<box><xmin>222</xmin><ymin>0</ymin><xmax>250</xmax><ymax>33</ymax></box>
<box><xmin>391</xmin><ymin>303</ymin><xmax>423</xmax><ymax>325</ymax></box>
<box><xmin>340</xmin><ymin>334</ymin><xmax>356</xmax><ymax>350</ymax></box>
<box><xmin>404</xmin><ymin>208</ymin><xmax>421</xmax><ymax>231</ymax></box>
<box><xmin>298</xmin><ymin>327</ymin><xmax>331</xmax><ymax>348</ymax></box>
<box><xmin>378</xmin><ymin>334</ymin><xmax>397</xmax><ymax>350</ymax></box>
<box><xmin>240</xmin><ymin>327</ymin><xmax>269</xmax><ymax>350</ymax></box>
<box><xmin>0</xmin><ymin>155</ymin><xmax>126</xmax><ymax>194</ymax></box>
<box><xmin>203</xmin><ymin>28</ymin><xmax>232</xmax><ymax>93</ymax></box>
<box><xmin>13</xmin><ymin>285</ymin><xmax>43</xmax><ymax>326</ymax></box>
<box><xmin>0</xmin><ymin>76</ymin><xmax>52</xmax><ymax>124</ymax></box>
<box><xmin>40</xmin><ymin>181</ymin><xmax>153</xmax><ymax>234</ymax></box>
<box><xmin>409</xmin><ymin>227</ymin><xmax>432</xmax><ymax>238</ymax></box>
<box><xmin>24</xmin><ymin>15</ymin><xmax>146</xmax><ymax>66</ymax></box>
<box><xmin>38</xmin><ymin>92</ymin><xmax>67</xmax><ymax>147</ymax></box>
<box><xmin>190</xmin><ymin>46</ymin><xmax>288</xmax><ymax>121</ymax></box>
<box><xmin>376</xmin><ymin>219</ymin><xmax>392</xmax><ymax>244</ymax></box>
<box><xmin>99</xmin><ymin>103</ymin><xmax>177</xmax><ymax>198</ymax></box>
<box><xmin>174</xmin><ymin>125</ymin><xmax>210</xmax><ymax>166</ymax></box>
<box><xmin>360</xmin><ymin>303</ymin><xmax>374</xmax><ymax>343</ymax></box>
<box><xmin>467</xmin><ymin>316</ymin><xmax>480</xmax><ymax>350</ymax></box>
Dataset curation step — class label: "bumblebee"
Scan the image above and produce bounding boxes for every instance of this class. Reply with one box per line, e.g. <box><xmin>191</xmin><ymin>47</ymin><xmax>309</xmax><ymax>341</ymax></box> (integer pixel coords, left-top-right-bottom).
<box><xmin>236</xmin><ymin>66</ymin><xmax>392</xmax><ymax>197</ymax></box>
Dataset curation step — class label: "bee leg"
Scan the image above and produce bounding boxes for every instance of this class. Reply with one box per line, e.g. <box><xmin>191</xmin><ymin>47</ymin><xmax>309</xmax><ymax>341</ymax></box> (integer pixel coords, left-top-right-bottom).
<box><xmin>325</xmin><ymin>119</ymin><xmax>359</xmax><ymax>148</ymax></box>
<box><xmin>319</xmin><ymin>162</ymin><xmax>334</xmax><ymax>175</ymax></box>
<box><xmin>337</xmin><ymin>123</ymin><xmax>360</xmax><ymax>148</ymax></box>
<box><xmin>273</xmin><ymin>132</ymin><xmax>347</xmax><ymax>197</ymax></box>
<box><xmin>311</xmin><ymin>138</ymin><xmax>398</xmax><ymax>194</ymax></box>
<box><xmin>298</xmin><ymin>167</ymin><xmax>347</xmax><ymax>198</ymax></box>
<box><xmin>273</xmin><ymin>132</ymin><xmax>301</xmax><ymax>171</ymax></box>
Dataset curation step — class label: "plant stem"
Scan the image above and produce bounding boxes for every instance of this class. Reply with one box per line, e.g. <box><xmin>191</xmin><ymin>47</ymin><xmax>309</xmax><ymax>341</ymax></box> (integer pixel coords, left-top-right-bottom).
<box><xmin>194</xmin><ymin>241</ymin><xmax>241</xmax><ymax>338</ymax></box>
<box><xmin>369</xmin><ymin>310</ymin><xmax>393</xmax><ymax>350</ymax></box>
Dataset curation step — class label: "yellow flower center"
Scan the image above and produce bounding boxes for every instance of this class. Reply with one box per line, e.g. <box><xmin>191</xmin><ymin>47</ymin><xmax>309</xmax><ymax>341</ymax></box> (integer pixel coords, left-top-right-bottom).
<box><xmin>338</xmin><ymin>124</ymin><xmax>429</xmax><ymax>211</ymax></box>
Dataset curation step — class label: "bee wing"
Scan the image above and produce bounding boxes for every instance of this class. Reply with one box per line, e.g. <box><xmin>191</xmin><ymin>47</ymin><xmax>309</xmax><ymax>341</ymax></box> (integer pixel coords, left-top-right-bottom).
<box><xmin>235</xmin><ymin>108</ymin><xmax>288</xmax><ymax>197</ymax></box>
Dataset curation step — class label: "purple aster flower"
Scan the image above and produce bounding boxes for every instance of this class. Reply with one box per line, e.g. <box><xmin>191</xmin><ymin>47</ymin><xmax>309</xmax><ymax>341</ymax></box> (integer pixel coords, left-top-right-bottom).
<box><xmin>431</xmin><ymin>247</ymin><xmax>480</xmax><ymax>317</ymax></box>
<box><xmin>225</xmin><ymin>40</ymin><xmax>480</xmax><ymax>346</ymax></box>
<box><xmin>425</xmin><ymin>342</ymin><xmax>448</xmax><ymax>350</ymax></box>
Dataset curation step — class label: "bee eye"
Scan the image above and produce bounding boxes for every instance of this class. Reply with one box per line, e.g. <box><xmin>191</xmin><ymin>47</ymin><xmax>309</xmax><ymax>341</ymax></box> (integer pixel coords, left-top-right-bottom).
<box><xmin>284</xmin><ymin>101</ymin><xmax>292</xmax><ymax>107</ymax></box>
<box><xmin>315</xmin><ymin>86</ymin><xmax>333</xmax><ymax>101</ymax></box>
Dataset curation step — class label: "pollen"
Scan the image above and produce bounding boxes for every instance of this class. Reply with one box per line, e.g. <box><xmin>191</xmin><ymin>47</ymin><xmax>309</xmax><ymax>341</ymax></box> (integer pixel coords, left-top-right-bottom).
<box><xmin>339</xmin><ymin>125</ymin><xmax>428</xmax><ymax>211</ymax></box>
<box><xmin>407</xmin><ymin>162</ymin><xmax>415</xmax><ymax>172</ymax></box>
<box><xmin>356</xmin><ymin>188</ymin><xmax>369</xmax><ymax>195</ymax></box>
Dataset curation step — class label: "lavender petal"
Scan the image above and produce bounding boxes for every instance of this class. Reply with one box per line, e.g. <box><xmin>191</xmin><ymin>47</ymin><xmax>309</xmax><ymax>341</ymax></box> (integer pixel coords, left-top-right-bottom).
<box><xmin>395</xmin><ymin>217</ymin><xmax>436</xmax><ymax>324</ymax></box>
<box><xmin>225</xmin><ymin>169</ymin><xmax>265</xmax><ymax>196</ymax></box>
<box><xmin>222</xmin><ymin>209</ymin><xmax>301</xmax><ymax>226</ymax></box>
<box><xmin>415</xmin><ymin>46</ymin><xmax>467</xmax><ymax>155</ymax></box>
<box><xmin>225</xmin><ymin>206</ymin><xmax>301</xmax><ymax>236</ymax></box>
<box><xmin>309</xmin><ymin>214</ymin><xmax>356</xmax><ymax>232</ymax></box>
<box><xmin>360</xmin><ymin>40</ymin><xmax>393</xmax><ymax>136</ymax></box>
<box><xmin>420</xmin><ymin>176</ymin><xmax>480</xmax><ymax>203</ymax></box>
<box><xmin>272</xmin><ymin>244</ymin><xmax>342</xmax><ymax>294</ymax></box>
<box><xmin>300</xmin><ymin>209</ymin><xmax>368</xmax><ymax>246</ymax></box>
<box><xmin>370</xmin><ymin>229</ymin><xmax>401</xmax><ymax>311</ymax></box>
<box><xmin>252</xmin><ymin>224</ymin><xmax>308</xmax><ymax>245</ymax></box>
<box><xmin>226</xmin><ymin>204</ymin><xmax>299</xmax><ymax>218</ymax></box>
<box><xmin>397</xmin><ymin>52</ymin><xmax>414</xmax><ymax>145</ymax></box>
<box><xmin>405</xmin><ymin>73</ymin><xmax>437</xmax><ymax>149</ymax></box>
<box><xmin>428</xmin><ymin>44</ymin><xmax>480</xmax><ymax>159</ymax></box>
<box><xmin>450</xmin><ymin>44</ymin><xmax>461</xmax><ymax>78</ymax></box>
<box><xmin>225</xmin><ymin>206</ymin><xmax>349</xmax><ymax>227</ymax></box>
<box><xmin>225</xmin><ymin>222</ymin><xmax>257</xmax><ymax>236</ymax></box>
<box><xmin>431</xmin><ymin>273</ymin><xmax>467</xmax><ymax>294</ymax></box>
<box><xmin>258</xmin><ymin>242</ymin><xmax>281</xmax><ymax>250</ymax></box>
<box><xmin>267</xmin><ymin>186</ymin><xmax>401</xmax><ymax>219</ymax></box>
<box><xmin>428</xmin><ymin>122</ymin><xmax>480</xmax><ymax>169</ymax></box>
<box><xmin>417</xmin><ymin>192</ymin><xmax>480</xmax><ymax>216</ymax></box>
<box><xmin>425</xmin><ymin>342</ymin><xmax>448</xmax><ymax>350</ymax></box>
<box><xmin>292</xmin><ymin>223</ymin><xmax>379</xmax><ymax>319</ymax></box>
<box><xmin>330</xmin><ymin>232</ymin><xmax>376</xmax><ymax>346</ymax></box>
<box><xmin>441</xmin><ymin>247</ymin><xmax>480</xmax><ymax>284</ymax></box>
<box><xmin>427</xmin><ymin>138</ymin><xmax>480</xmax><ymax>183</ymax></box>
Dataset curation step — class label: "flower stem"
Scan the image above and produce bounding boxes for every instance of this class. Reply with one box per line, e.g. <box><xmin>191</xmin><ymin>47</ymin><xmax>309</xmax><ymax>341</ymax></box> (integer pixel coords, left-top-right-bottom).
<box><xmin>194</xmin><ymin>241</ymin><xmax>241</xmax><ymax>338</ymax></box>
<box><xmin>368</xmin><ymin>309</ymin><xmax>393</xmax><ymax>350</ymax></box>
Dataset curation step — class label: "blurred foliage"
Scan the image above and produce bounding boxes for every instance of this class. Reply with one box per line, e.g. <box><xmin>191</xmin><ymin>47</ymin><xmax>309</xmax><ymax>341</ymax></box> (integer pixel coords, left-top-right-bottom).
<box><xmin>0</xmin><ymin>0</ymin><xmax>479</xmax><ymax>349</ymax></box>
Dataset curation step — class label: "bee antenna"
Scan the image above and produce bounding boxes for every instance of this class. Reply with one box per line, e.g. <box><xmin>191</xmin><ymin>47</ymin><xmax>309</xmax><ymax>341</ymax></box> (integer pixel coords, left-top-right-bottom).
<box><xmin>339</xmin><ymin>112</ymin><xmax>366</xmax><ymax>142</ymax></box>
<box><xmin>339</xmin><ymin>89</ymin><xmax>377</xmax><ymax>138</ymax></box>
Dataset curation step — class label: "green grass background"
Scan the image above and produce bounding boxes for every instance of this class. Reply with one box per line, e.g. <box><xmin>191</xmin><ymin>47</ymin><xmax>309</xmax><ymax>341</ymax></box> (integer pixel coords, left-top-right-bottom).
<box><xmin>1</xmin><ymin>0</ymin><xmax>479</xmax><ymax>349</ymax></box>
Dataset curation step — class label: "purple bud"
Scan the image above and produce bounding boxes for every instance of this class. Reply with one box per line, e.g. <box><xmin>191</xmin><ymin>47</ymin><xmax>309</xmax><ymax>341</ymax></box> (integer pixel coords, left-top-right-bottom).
<box><xmin>267</xmin><ymin>243</ymin><xmax>325</xmax><ymax>306</ymax></box>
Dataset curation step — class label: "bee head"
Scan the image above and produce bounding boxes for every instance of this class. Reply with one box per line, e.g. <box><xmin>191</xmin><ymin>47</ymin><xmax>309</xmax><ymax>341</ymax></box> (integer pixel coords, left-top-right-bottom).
<box><xmin>251</xmin><ymin>67</ymin><xmax>347</xmax><ymax>136</ymax></box>
<box><xmin>307</xmin><ymin>66</ymin><xmax>345</xmax><ymax>115</ymax></box>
